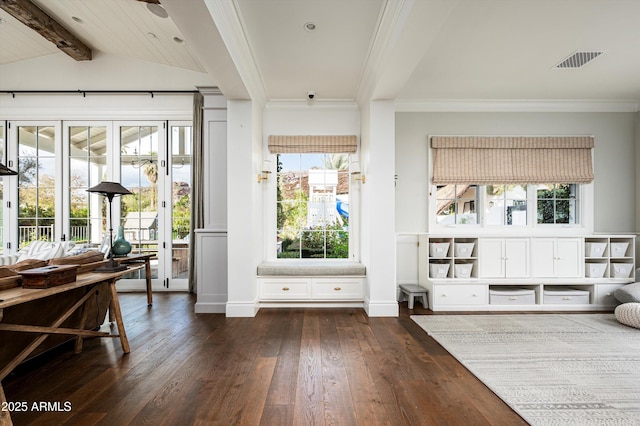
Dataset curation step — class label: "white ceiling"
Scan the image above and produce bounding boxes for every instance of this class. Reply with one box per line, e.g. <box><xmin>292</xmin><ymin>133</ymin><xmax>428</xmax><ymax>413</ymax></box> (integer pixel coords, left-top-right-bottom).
<box><xmin>1</xmin><ymin>0</ymin><xmax>639</xmax><ymax>107</ymax></box>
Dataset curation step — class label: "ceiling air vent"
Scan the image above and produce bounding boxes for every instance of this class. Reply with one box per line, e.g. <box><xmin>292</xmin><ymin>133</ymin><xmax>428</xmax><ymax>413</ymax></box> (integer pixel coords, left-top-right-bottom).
<box><xmin>554</xmin><ymin>51</ymin><xmax>603</xmax><ymax>69</ymax></box>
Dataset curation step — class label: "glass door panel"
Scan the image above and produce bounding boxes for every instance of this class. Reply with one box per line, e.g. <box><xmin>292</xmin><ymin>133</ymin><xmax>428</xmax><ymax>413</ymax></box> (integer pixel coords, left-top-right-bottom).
<box><xmin>17</xmin><ymin>125</ymin><xmax>57</xmax><ymax>248</ymax></box>
<box><xmin>120</xmin><ymin>125</ymin><xmax>161</xmax><ymax>283</ymax></box>
<box><xmin>168</xmin><ymin>124</ymin><xmax>191</xmax><ymax>287</ymax></box>
<box><xmin>67</xmin><ymin>125</ymin><xmax>108</xmax><ymax>247</ymax></box>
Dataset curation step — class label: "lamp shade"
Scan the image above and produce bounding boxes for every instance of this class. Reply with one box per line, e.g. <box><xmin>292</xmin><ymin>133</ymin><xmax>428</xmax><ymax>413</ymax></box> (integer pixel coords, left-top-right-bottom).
<box><xmin>0</xmin><ymin>162</ymin><xmax>17</xmax><ymax>176</ymax></box>
<box><xmin>87</xmin><ymin>181</ymin><xmax>132</xmax><ymax>200</ymax></box>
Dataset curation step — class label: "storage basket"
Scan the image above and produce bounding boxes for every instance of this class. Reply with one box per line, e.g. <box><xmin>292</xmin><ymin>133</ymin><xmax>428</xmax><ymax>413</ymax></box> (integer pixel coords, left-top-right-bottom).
<box><xmin>429</xmin><ymin>242</ymin><xmax>450</xmax><ymax>258</ymax></box>
<box><xmin>612</xmin><ymin>263</ymin><xmax>633</xmax><ymax>278</ymax></box>
<box><xmin>454</xmin><ymin>263</ymin><xmax>473</xmax><ymax>278</ymax></box>
<box><xmin>585</xmin><ymin>263</ymin><xmax>607</xmax><ymax>278</ymax></box>
<box><xmin>454</xmin><ymin>243</ymin><xmax>475</xmax><ymax>258</ymax></box>
<box><xmin>429</xmin><ymin>262</ymin><xmax>450</xmax><ymax>278</ymax></box>
<box><xmin>543</xmin><ymin>288</ymin><xmax>590</xmax><ymax>305</ymax></box>
<box><xmin>489</xmin><ymin>288</ymin><xmax>535</xmax><ymax>305</ymax></box>
<box><xmin>584</xmin><ymin>242</ymin><xmax>606</xmax><ymax>258</ymax></box>
<box><xmin>610</xmin><ymin>242</ymin><xmax>630</xmax><ymax>258</ymax></box>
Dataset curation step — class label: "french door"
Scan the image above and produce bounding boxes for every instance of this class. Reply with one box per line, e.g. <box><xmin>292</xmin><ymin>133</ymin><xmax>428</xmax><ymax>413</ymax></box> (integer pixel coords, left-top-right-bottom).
<box><xmin>6</xmin><ymin>120</ymin><xmax>191</xmax><ymax>291</ymax></box>
<box><xmin>116</xmin><ymin>121</ymin><xmax>191</xmax><ymax>291</ymax></box>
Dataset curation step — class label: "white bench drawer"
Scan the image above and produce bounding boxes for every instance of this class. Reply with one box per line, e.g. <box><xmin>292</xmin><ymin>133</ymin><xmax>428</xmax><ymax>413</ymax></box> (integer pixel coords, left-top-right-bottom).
<box><xmin>260</xmin><ymin>279</ymin><xmax>310</xmax><ymax>300</ymax></box>
<box><xmin>312</xmin><ymin>279</ymin><xmax>363</xmax><ymax>300</ymax></box>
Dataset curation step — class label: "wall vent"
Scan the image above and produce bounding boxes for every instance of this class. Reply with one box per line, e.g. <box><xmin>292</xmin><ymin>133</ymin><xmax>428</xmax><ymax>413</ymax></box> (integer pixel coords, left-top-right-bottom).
<box><xmin>554</xmin><ymin>51</ymin><xmax>603</xmax><ymax>68</ymax></box>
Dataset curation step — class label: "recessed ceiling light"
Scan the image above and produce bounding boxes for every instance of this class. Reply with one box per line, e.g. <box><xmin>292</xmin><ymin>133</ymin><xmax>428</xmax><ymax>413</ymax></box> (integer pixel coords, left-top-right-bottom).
<box><xmin>173</xmin><ymin>37</ymin><xmax>185</xmax><ymax>45</ymax></box>
<box><xmin>71</xmin><ymin>16</ymin><xmax>83</xmax><ymax>24</ymax></box>
<box><xmin>304</xmin><ymin>22</ymin><xmax>316</xmax><ymax>31</ymax></box>
<box><xmin>147</xmin><ymin>3</ymin><xmax>169</xmax><ymax>19</ymax></box>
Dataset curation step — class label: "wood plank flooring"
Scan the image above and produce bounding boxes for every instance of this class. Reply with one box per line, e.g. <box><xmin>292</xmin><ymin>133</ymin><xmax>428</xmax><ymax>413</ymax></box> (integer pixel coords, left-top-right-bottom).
<box><xmin>2</xmin><ymin>294</ymin><xmax>527</xmax><ymax>425</ymax></box>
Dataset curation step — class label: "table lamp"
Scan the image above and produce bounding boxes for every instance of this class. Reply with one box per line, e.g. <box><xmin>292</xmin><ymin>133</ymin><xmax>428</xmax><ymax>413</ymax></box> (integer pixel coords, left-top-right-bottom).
<box><xmin>0</xmin><ymin>162</ymin><xmax>17</xmax><ymax>176</ymax></box>
<box><xmin>87</xmin><ymin>181</ymin><xmax>132</xmax><ymax>272</ymax></box>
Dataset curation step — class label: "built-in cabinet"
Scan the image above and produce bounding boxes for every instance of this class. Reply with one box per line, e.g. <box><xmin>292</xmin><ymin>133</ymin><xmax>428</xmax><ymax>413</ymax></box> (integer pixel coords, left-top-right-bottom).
<box><xmin>418</xmin><ymin>235</ymin><xmax>636</xmax><ymax>311</ymax></box>
<box><xmin>480</xmin><ymin>238</ymin><xmax>529</xmax><ymax>278</ymax></box>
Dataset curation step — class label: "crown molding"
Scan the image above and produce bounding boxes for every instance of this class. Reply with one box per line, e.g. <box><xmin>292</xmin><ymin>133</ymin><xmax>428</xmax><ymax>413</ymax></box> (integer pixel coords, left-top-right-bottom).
<box><xmin>265</xmin><ymin>99</ymin><xmax>359</xmax><ymax>110</ymax></box>
<box><xmin>394</xmin><ymin>99</ymin><xmax>640</xmax><ymax>113</ymax></box>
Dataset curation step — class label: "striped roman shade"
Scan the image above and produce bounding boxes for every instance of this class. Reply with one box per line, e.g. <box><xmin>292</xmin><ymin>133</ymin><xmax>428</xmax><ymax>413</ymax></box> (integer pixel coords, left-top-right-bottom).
<box><xmin>268</xmin><ymin>135</ymin><xmax>358</xmax><ymax>154</ymax></box>
<box><xmin>431</xmin><ymin>136</ymin><xmax>594</xmax><ymax>184</ymax></box>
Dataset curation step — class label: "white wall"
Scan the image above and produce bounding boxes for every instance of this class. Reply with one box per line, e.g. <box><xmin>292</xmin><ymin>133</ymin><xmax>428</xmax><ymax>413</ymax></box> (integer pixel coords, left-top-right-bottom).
<box><xmin>262</xmin><ymin>101</ymin><xmax>361</xmax><ymax>261</ymax></box>
<box><xmin>395</xmin><ymin>111</ymin><xmax>638</xmax><ymax>284</ymax></box>
<box><xmin>395</xmin><ymin>111</ymin><xmax>637</xmax><ymax>234</ymax></box>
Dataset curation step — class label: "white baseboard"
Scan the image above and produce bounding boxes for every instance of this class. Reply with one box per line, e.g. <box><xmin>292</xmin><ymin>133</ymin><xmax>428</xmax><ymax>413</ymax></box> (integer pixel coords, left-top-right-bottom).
<box><xmin>194</xmin><ymin>302</ymin><xmax>226</xmax><ymax>314</ymax></box>
<box><xmin>365</xmin><ymin>300</ymin><xmax>400</xmax><ymax>317</ymax></box>
<box><xmin>225</xmin><ymin>301</ymin><xmax>259</xmax><ymax>317</ymax></box>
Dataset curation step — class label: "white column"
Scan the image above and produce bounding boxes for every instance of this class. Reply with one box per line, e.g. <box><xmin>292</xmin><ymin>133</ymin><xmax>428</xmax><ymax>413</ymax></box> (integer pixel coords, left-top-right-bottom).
<box><xmin>361</xmin><ymin>100</ymin><xmax>399</xmax><ymax>316</ymax></box>
<box><xmin>195</xmin><ymin>90</ymin><xmax>228</xmax><ymax>313</ymax></box>
<box><xmin>226</xmin><ymin>100</ymin><xmax>262</xmax><ymax>317</ymax></box>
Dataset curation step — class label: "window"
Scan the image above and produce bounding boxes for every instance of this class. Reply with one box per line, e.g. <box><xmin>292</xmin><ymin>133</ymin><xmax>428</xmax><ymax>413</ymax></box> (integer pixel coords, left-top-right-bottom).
<box><xmin>433</xmin><ymin>183</ymin><xmax>582</xmax><ymax>228</ymax></box>
<box><xmin>537</xmin><ymin>184</ymin><xmax>578</xmax><ymax>224</ymax></box>
<box><xmin>276</xmin><ymin>153</ymin><xmax>350</xmax><ymax>259</ymax></box>
<box><xmin>436</xmin><ymin>185</ymin><xmax>478</xmax><ymax>225</ymax></box>
<box><xmin>485</xmin><ymin>184</ymin><xmax>527</xmax><ymax>226</ymax></box>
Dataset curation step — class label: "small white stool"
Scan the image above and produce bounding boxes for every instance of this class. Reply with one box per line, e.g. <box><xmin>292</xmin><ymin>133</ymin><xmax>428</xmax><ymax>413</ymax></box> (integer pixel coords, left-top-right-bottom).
<box><xmin>399</xmin><ymin>284</ymin><xmax>429</xmax><ymax>309</ymax></box>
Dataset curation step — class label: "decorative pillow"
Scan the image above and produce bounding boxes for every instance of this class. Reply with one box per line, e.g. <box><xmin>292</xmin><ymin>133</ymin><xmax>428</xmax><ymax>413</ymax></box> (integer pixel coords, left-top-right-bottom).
<box><xmin>615</xmin><ymin>303</ymin><xmax>640</xmax><ymax>329</ymax></box>
<box><xmin>17</xmin><ymin>242</ymin><xmax>65</xmax><ymax>262</ymax></box>
<box><xmin>614</xmin><ymin>283</ymin><xmax>640</xmax><ymax>304</ymax></box>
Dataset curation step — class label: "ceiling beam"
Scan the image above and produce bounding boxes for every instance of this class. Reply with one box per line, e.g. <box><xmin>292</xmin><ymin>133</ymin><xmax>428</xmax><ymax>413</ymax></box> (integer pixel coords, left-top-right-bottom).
<box><xmin>0</xmin><ymin>0</ymin><xmax>92</xmax><ymax>61</ymax></box>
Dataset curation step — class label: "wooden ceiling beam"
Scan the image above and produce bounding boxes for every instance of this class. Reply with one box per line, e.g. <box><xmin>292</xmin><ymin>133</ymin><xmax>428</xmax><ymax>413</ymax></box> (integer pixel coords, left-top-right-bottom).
<box><xmin>0</xmin><ymin>0</ymin><xmax>92</xmax><ymax>61</ymax></box>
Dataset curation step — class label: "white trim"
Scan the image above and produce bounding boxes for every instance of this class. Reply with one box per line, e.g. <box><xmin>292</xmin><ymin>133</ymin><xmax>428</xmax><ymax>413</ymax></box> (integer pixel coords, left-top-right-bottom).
<box><xmin>225</xmin><ymin>301</ymin><xmax>260</xmax><ymax>317</ymax></box>
<box><xmin>265</xmin><ymin>100</ymin><xmax>359</xmax><ymax>110</ymax></box>
<box><xmin>395</xmin><ymin>99</ymin><xmax>640</xmax><ymax>113</ymax></box>
<box><xmin>364</xmin><ymin>300</ymin><xmax>400</xmax><ymax>317</ymax></box>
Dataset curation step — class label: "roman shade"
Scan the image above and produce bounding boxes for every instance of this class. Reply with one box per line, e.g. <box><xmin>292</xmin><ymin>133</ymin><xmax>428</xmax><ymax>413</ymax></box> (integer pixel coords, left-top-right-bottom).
<box><xmin>268</xmin><ymin>135</ymin><xmax>358</xmax><ymax>154</ymax></box>
<box><xmin>431</xmin><ymin>136</ymin><xmax>594</xmax><ymax>184</ymax></box>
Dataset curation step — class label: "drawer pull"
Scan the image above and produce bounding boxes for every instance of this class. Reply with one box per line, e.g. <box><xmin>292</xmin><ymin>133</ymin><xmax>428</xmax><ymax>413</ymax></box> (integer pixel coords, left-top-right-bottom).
<box><xmin>334</xmin><ymin>287</ymin><xmax>342</xmax><ymax>291</ymax></box>
<box><xmin>508</xmin><ymin>297</ymin><xmax>517</xmax><ymax>300</ymax></box>
<box><xmin>282</xmin><ymin>287</ymin><xmax>290</xmax><ymax>291</ymax></box>
<box><xmin>562</xmin><ymin>297</ymin><xmax>571</xmax><ymax>300</ymax></box>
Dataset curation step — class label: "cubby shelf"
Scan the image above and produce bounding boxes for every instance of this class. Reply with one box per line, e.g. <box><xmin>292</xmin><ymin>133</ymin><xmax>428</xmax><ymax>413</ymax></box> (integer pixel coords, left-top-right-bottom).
<box><xmin>417</xmin><ymin>234</ymin><xmax>636</xmax><ymax>312</ymax></box>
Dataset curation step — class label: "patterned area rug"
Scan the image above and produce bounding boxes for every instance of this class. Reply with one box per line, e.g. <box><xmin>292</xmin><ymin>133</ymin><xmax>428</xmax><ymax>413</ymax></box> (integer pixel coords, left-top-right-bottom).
<box><xmin>411</xmin><ymin>314</ymin><xmax>640</xmax><ymax>425</ymax></box>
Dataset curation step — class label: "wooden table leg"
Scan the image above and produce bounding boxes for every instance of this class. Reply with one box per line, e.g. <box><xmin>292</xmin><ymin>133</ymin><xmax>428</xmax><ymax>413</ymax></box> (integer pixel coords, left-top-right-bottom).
<box><xmin>0</xmin><ymin>384</ymin><xmax>12</xmax><ymax>426</ymax></box>
<box><xmin>108</xmin><ymin>280</ymin><xmax>130</xmax><ymax>354</ymax></box>
<box><xmin>145</xmin><ymin>258</ymin><xmax>152</xmax><ymax>306</ymax></box>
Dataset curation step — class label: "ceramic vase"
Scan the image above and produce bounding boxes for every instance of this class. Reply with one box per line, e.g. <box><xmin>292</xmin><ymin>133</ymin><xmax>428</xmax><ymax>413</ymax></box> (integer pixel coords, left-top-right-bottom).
<box><xmin>111</xmin><ymin>225</ymin><xmax>132</xmax><ymax>257</ymax></box>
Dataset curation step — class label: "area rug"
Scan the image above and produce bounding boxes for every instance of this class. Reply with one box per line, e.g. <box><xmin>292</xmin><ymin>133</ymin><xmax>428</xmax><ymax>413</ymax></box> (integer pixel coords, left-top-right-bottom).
<box><xmin>411</xmin><ymin>314</ymin><xmax>640</xmax><ymax>425</ymax></box>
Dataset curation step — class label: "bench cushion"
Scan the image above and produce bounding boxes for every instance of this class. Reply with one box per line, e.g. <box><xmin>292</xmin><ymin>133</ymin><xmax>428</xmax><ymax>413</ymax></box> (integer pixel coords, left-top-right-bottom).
<box><xmin>257</xmin><ymin>260</ymin><xmax>365</xmax><ymax>276</ymax></box>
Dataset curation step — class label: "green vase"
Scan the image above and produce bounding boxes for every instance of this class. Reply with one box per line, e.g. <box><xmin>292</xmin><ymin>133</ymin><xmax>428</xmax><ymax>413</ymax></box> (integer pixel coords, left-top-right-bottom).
<box><xmin>112</xmin><ymin>225</ymin><xmax>132</xmax><ymax>257</ymax></box>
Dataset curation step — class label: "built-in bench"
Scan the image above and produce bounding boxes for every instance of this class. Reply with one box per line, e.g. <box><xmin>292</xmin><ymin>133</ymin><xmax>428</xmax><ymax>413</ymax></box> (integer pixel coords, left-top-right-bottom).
<box><xmin>257</xmin><ymin>260</ymin><xmax>366</xmax><ymax>304</ymax></box>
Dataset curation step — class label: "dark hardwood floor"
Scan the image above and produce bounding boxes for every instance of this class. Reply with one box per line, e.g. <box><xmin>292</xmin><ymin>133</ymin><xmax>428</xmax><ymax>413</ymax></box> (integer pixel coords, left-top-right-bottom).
<box><xmin>3</xmin><ymin>294</ymin><xmax>527</xmax><ymax>425</ymax></box>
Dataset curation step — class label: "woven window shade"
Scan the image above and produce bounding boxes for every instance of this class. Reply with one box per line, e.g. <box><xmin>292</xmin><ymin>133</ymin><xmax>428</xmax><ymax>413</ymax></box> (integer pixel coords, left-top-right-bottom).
<box><xmin>268</xmin><ymin>135</ymin><xmax>358</xmax><ymax>154</ymax></box>
<box><xmin>431</xmin><ymin>136</ymin><xmax>594</xmax><ymax>184</ymax></box>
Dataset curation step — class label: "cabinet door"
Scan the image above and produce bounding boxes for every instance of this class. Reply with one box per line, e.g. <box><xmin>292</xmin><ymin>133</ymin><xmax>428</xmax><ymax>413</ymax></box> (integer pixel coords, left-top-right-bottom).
<box><xmin>555</xmin><ymin>238</ymin><xmax>582</xmax><ymax>278</ymax></box>
<box><xmin>479</xmin><ymin>239</ymin><xmax>505</xmax><ymax>278</ymax></box>
<box><xmin>505</xmin><ymin>239</ymin><xmax>529</xmax><ymax>278</ymax></box>
<box><xmin>532</xmin><ymin>239</ymin><xmax>556</xmax><ymax>277</ymax></box>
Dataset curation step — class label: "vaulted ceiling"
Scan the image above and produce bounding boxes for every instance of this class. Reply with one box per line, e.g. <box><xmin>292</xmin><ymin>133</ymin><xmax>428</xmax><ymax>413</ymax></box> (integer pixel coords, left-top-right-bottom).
<box><xmin>1</xmin><ymin>0</ymin><xmax>639</xmax><ymax>107</ymax></box>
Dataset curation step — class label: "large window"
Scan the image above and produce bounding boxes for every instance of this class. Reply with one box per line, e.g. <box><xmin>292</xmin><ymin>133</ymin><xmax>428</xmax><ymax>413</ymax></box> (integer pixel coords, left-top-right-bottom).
<box><xmin>434</xmin><ymin>183</ymin><xmax>580</xmax><ymax>228</ymax></box>
<box><xmin>276</xmin><ymin>153</ymin><xmax>350</xmax><ymax>259</ymax></box>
